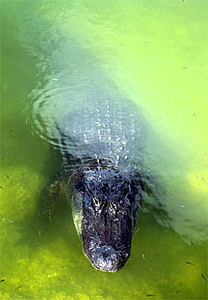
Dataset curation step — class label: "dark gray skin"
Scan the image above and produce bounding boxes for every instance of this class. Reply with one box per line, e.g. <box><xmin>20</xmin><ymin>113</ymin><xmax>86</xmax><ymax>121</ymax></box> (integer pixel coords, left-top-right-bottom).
<box><xmin>69</xmin><ymin>159</ymin><xmax>143</xmax><ymax>272</ymax></box>
<box><xmin>53</xmin><ymin>91</ymin><xmax>146</xmax><ymax>272</ymax></box>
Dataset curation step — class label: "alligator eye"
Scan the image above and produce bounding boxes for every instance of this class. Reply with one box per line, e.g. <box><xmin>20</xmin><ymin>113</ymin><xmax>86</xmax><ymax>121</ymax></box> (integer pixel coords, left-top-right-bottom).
<box><xmin>109</xmin><ymin>202</ymin><xmax>117</xmax><ymax>214</ymax></box>
<box><xmin>85</xmin><ymin>187</ymin><xmax>96</xmax><ymax>208</ymax></box>
<box><xmin>93</xmin><ymin>197</ymin><xmax>100</xmax><ymax>207</ymax></box>
<box><xmin>92</xmin><ymin>196</ymin><xmax>106</xmax><ymax>213</ymax></box>
<box><xmin>86</xmin><ymin>186</ymin><xmax>100</xmax><ymax>209</ymax></box>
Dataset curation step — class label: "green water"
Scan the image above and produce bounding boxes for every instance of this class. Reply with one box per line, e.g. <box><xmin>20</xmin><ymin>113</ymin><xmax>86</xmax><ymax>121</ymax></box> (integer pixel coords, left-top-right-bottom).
<box><xmin>1</xmin><ymin>0</ymin><xmax>207</xmax><ymax>299</ymax></box>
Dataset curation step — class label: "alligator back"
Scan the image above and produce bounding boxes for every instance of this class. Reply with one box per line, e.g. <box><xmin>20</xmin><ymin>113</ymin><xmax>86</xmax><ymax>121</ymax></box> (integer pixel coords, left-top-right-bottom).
<box><xmin>30</xmin><ymin>40</ymin><xmax>144</xmax><ymax>171</ymax></box>
<box><xmin>56</xmin><ymin>90</ymin><xmax>144</xmax><ymax>171</ymax></box>
<box><xmin>31</xmin><ymin>41</ymin><xmax>146</xmax><ymax>272</ymax></box>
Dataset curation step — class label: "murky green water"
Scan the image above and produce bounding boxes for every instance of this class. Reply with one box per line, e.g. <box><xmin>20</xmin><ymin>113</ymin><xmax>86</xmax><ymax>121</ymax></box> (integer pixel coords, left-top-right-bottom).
<box><xmin>1</xmin><ymin>0</ymin><xmax>207</xmax><ymax>299</ymax></box>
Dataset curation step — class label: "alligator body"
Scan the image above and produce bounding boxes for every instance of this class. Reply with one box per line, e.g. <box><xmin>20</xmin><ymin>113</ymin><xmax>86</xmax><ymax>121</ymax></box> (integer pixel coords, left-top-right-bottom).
<box><xmin>54</xmin><ymin>89</ymin><xmax>145</xmax><ymax>272</ymax></box>
<box><xmin>37</xmin><ymin>42</ymin><xmax>146</xmax><ymax>272</ymax></box>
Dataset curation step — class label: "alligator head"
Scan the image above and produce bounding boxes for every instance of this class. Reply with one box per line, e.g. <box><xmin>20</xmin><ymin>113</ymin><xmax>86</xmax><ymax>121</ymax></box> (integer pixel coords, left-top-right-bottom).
<box><xmin>69</xmin><ymin>159</ymin><xmax>141</xmax><ymax>272</ymax></box>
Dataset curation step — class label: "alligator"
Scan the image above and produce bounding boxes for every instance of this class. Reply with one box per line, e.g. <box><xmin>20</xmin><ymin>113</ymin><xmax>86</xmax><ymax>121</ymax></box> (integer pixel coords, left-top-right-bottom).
<box><xmin>36</xmin><ymin>42</ymin><xmax>151</xmax><ymax>272</ymax></box>
<box><xmin>48</xmin><ymin>89</ymin><xmax>150</xmax><ymax>273</ymax></box>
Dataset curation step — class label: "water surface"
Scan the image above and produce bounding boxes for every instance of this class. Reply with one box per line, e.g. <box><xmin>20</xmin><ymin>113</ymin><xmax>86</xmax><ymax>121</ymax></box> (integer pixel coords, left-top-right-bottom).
<box><xmin>1</xmin><ymin>1</ymin><xmax>207</xmax><ymax>299</ymax></box>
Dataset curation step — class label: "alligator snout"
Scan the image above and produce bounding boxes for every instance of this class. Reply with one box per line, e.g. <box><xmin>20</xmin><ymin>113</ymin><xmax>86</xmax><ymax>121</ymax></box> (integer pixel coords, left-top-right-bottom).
<box><xmin>89</xmin><ymin>245</ymin><xmax>124</xmax><ymax>272</ymax></box>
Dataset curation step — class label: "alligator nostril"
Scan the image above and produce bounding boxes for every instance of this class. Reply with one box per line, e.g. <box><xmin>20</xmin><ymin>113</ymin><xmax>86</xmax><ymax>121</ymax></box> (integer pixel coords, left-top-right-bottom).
<box><xmin>89</xmin><ymin>245</ymin><xmax>123</xmax><ymax>272</ymax></box>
